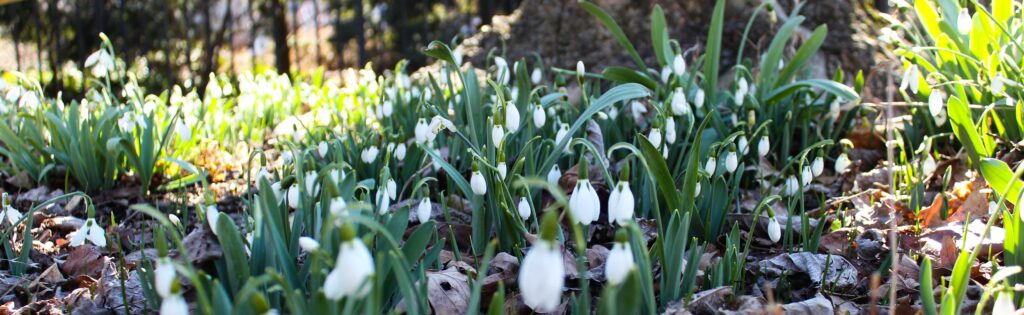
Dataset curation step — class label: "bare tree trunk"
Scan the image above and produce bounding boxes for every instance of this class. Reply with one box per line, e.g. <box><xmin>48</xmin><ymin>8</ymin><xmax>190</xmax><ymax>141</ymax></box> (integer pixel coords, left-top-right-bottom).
<box><xmin>227</xmin><ymin>0</ymin><xmax>235</xmax><ymax>74</ymax></box>
<box><xmin>354</xmin><ymin>0</ymin><xmax>366</xmax><ymax>66</ymax></box>
<box><xmin>248</xmin><ymin>0</ymin><xmax>257</xmax><ymax>71</ymax></box>
<box><xmin>313</xmin><ymin>0</ymin><xmax>322</xmax><ymax>65</ymax></box>
<box><xmin>184</xmin><ymin>0</ymin><xmax>193</xmax><ymax>80</ymax></box>
<box><xmin>270</xmin><ymin>0</ymin><xmax>291</xmax><ymax>74</ymax></box>
<box><xmin>13</xmin><ymin>22</ymin><xmax>21</xmax><ymax>71</ymax></box>
<box><xmin>50</xmin><ymin>0</ymin><xmax>63</xmax><ymax>92</ymax></box>
<box><xmin>290</xmin><ymin>0</ymin><xmax>300</xmax><ymax>73</ymax></box>
<box><xmin>32</xmin><ymin>0</ymin><xmax>44</xmax><ymax>86</ymax></box>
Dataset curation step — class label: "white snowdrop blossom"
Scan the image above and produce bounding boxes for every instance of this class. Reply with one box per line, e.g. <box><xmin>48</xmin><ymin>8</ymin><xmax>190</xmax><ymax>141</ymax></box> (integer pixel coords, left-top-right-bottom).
<box><xmin>517</xmin><ymin>198</ymin><xmax>532</xmax><ymax>220</ymax></box>
<box><xmin>608</xmin><ymin>182</ymin><xmax>634</xmax><ymax>225</ymax></box>
<box><xmin>415</xmin><ymin>118</ymin><xmax>430</xmax><ymax>144</ymax></box>
<box><xmin>993</xmin><ymin>290</ymin><xmax>1016</xmax><ymax>314</ymax></box>
<box><xmin>569</xmin><ymin>179</ymin><xmax>600</xmax><ymax>225</ymax></box>
<box><xmin>505</xmin><ymin>103</ymin><xmax>521</xmax><ymax>133</ymax></box>
<box><xmin>672</xmin><ymin>54</ymin><xmax>686</xmax><ymax>76</ymax></box>
<box><xmin>160</xmin><ymin>294</ymin><xmax>188</xmax><ymax>315</ymax></box>
<box><xmin>318</xmin><ymin>141</ymin><xmax>329</xmax><ymax>157</ymax></box>
<box><xmin>547</xmin><ymin>165</ymin><xmax>562</xmax><ymax>185</ymax></box>
<box><xmin>329</xmin><ymin>197</ymin><xmax>347</xmax><ymax>217</ymax></box>
<box><xmin>695</xmin><ymin>182</ymin><xmax>702</xmax><ymax>196</ymax></box>
<box><xmin>492</xmin><ymin>125</ymin><xmax>505</xmax><ymax>146</ymax></box>
<box><xmin>531</xmin><ymin>68</ymin><xmax>543</xmax><ymax>84</ymax></box>
<box><xmin>395</xmin><ymin>143</ymin><xmax>407</xmax><ymax>161</ymax></box>
<box><xmin>737</xmin><ymin>136</ymin><xmax>749</xmax><ymax>155</ymax></box>
<box><xmin>757</xmin><ymin>137</ymin><xmax>769</xmax><ymax>158</ymax></box>
<box><xmin>900</xmin><ymin>65</ymin><xmax>920</xmax><ymax>94</ymax></box>
<box><xmin>929</xmin><ymin>92</ymin><xmax>947</xmax><ymax>125</ymax></box>
<box><xmin>416</xmin><ymin>198</ymin><xmax>432</xmax><ymax>223</ymax></box>
<box><xmin>630</xmin><ymin>101</ymin><xmax>648</xmax><ymax>120</ymax></box>
<box><xmin>497</xmin><ymin>162</ymin><xmax>508</xmax><ymax>179</ymax></box>
<box><xmin>519</xmin><ymin>240</ymin><xmax>564</xmax><ymax>312</ymax></box>
<box><xmin>783</xmin><ymin>176</ymin><xmax>800</xmax><ymax>196</ymax></box>
<box><xmin>922</xmin><ymin>154</ymin><xmax>937</xmax><ymax>175</ymax></box>
<box><xmin>694</xmin><ymin>88</ymin><xmax>705</xmax><ymax>109</ymax></box>
<box><xmin>299</xmin><ymin>237</ymin><xmax>320</xmax><ymax>252</ymax></box>
<box><xmin>605</xmin><ymin>242</ymin><xmax>635</xmax><ymax>285</ymax></box>
<box><xmin>85</xmin><ymin>49</ymin><xmax>115</xmax><ymax>78</ymax></box>
<box><xmin>532</xmin><ymin>105</ymin><xmax>546</xmax><ymax>128</ymax></box>
<box><xmin>812</xmin><ymin>157</ymin><xmax>824</xmax><ymax>176</ymax></box>
<box><xmin>287</xmin><ymin>185</ymin><xmax>300</xmax><ymax>209</ymax></box>
<box><xmin>835</xmin><ymin>153</ymin><xmax>852</xmax><ymax>173</ymax></box>
<box><xmin>177</xmin><ymin>121</ymin><xmax>192</xmax><ymax>143</ymax></box>
<box><xmin>671</xmin><ymin>88</ymin><xmax>690</xmax><ymax>116</ymax></box>
<box><xmin>705</xmin><ymin>157</ymin><xmax>717</xmax><ymax>175</ymax></box>
<box><xmin>576</xmin><ymin>61</ymin><xmax>585</xmax><ymax>77</ymax></box>
<box><xmin>767</xmin><ymin>216</ymin><xmax>782</xmax><ymax>243</ymax></box>
<box><xmin>725</xmin><ymin>150</ymin><xmax>738</xmax><ymax>173</ymax></box>
<box><xmin>386</xmin><ymin>179</ymin><xmax>397</xmax><ymax>200</ymax></box>
<box><xmin>494</xmin><ymin>57</ymin><xmax>511</xmax><ymax>84</ymax></box>
<box><xmin>382</xmin><ymin>100</ymin><xmax>393</xmax><ymax>117</ymax></box>
<box><xmin>323</xmin><ymin>238</ymin><xmax>375</xmax><ymax>300</ymax></box>
<box><xmin>801</xmin><ymin>166</ymin><xmax>813</xmax><ymax>186</ymax></box>
<box><xmin>361</xmin><ymin>147</ymin><xmax>379</xmax><ymax>164</ymax></box>
<box><xmin>665</xmin><ymin>117</ymin><xmax>677</xmax><ymax>144</ymax></box>
<box><xmin>957</xmin><ymin>8</ymin><xmax>972</xmax><ymax>35</ymax></box>
<box><xmin>154</xmin><ymin>258</ymin><xmax>176</xmax><ymax>298</ymax></box>
<box><xmin>471</xmin><ymin>171</ymin><xmax>487</xmax><ymax>195</ymax></box>
<box><xmin>735</xmin><ymin>78</ymin><xmax>748</xmax><ymax>104</ymax></box>
<box><xmin>1</xmin><ymin>205</ymin><xmax>23</xmax><ymax>225</ymax></box>
<box><xmin>648</xmin><ymin>128</ymin><xmax>663</xmax><ymax>148</ymax></box>
<box><xmin>661</xmin><ymin>67</ymin><xmax>672</xmax><ymax>84</ymax></box>
<box><xmin>69</xmin><ymin>218</ymin><xmax>106</xmax><ymax>247</ymax></box>
<box><xmin>376</xmin><ymin>189</ymin><xmax>391</xmax><ymax>214</ymax></box>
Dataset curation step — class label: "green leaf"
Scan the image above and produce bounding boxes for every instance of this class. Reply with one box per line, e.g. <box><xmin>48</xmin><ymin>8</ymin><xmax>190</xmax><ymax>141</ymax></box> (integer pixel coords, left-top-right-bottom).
<box><xmin>580</xmin><ymin>2</ymin><xmax>647</xmax><ymax>70</ymax></box>
<box><xmin>760</xmin><ymin>16</ymin><xmax>806</xmax><ymax>89</ymax></box>
<box><xmin>636</xmin><ymin>136</ymin><xmax>681</xmax><ymax>214</ymax></box>
<box><xmin>703</xmin><ymin>0</ymin><xmax>726</xmax><ymax>108</ymax></box>
<box><xmin>650</xmin><ymin>4</ymin><xmax>672</xmax><ymax>68</ymax></box>
<box><xmin>979</xmin><ymin>158</ymin><xmax>1023</xmax><ymax>205</ymax></box>
<box><xmin>921</xmin><ymin>258</ymin><xmax>937</xmax><ymax>315</ymax></box>
<box><xmin>775</xmin><ymin>25</ymin><xmax>827</xmax><ymax>87</ymax></box>
<box><xmin>948</xmin><ymin>96</ymin><xmax>989</xmax><ymax>165</ymax></box>
<box><xmin>214</xmin><ymin>212</ymin><xmax>251</xmax><ymax>295</ymax></box>
<box><xmin>423</xmin><ymin>41</ymin><xmax>456</xmax><ymax>65</ymax></box>
<box><xmin>765</xmin><ymin>79</ymin><xmax>859</xmax><ymax>104</ymax></box>
<box><xmin>601</xmin><ymin>67</ymin><xmax>658</xmax><ymax>90</ymax></box>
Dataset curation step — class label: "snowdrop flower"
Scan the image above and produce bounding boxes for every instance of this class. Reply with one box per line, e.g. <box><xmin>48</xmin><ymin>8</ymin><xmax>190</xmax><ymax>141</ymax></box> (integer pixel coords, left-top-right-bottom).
<box><xmin>324</xmin><ymin>226</ymin><xmax>375</xmax><ymax>300</ymax></box>
<box><xmin>415</xmin><ymin>198</ymin><xmax>432</xmax><ymax>223</ymax></box>
<box><xmin>69</xmin><ymin>218</ymin><xmax>106</xmax><ymax>247</ymax></box>
<box><xmin>767</xmin><ymin>216</ymin><xmax>781</xmax><ymax>243</ymax></box>
<box><xmin>989</xmin><ymin>201</ymin><xmax>1000</xmax><ymax>215</ymax></box>
<box><xmin>429</xmin><ymin>115</ymin><xmax>457</xmax><ymax>133</ymax></box>
<box><xmin>85</xmin><ymin>49</ymin><xmax>115</xmax><ymax>78</ymax></box>
<box><xmin>992</xmin><ymin>76</ymin><xmax>1011</xmax><ymax>95</ymax></box>
<box><xmin>305</xmin><ymin>171</ymin><xmax>320</xmax><ymax>196</ymax></box>
<box><xmin>900</xmin><ymin>65</ymin><xmax>920</xmax><ymax>94</ymax></box>
<box><xmin>287</xmin><ymin>185</ymin><xmax>300</xmax><ymax>209</ymax></box>
<box><xmin>555</xmin><ymin>124</ymin><xmax>570</xmax><ymax>148</ymax></box>
<box><xmin>505</xmin><ymin>103</ymin><xmax>521</xmax><ymax>133</ymax></box>
<box><xmin>281</xmin><ymin>151</ymin><xmax>294</xmax><ymax>164</ymax></box>
<box><xmin>547</xmin><ymin>165</ymin><xmax>562</xmax><ymax>185</ymax></box>
<box><xmin>382</xmin><ymin>100</ymin><xmax>393</xmax><ymax>117</ymax></box>
<box><xmin>497</xmin><ymin>162</ymin><xmax>508</xmax><ymax>179</ymax></box>
<box><xmin>673</xmin><ymin>54</ymin><xmax>686</xmax><ymax>76</ymax></box>
<box><xmin>376</xmin><ymin>189</ymin><xmax>390</xmax><ymax>214</ymax></box>
<box><xmin>812</xmin><ymin>156</ymin><xmax>824</xmax><ymax>177</ymax></box>
<box><xmin>470</xmin><ymin>165</ymin><xmax>487</xmax><ymax>196</ymax></box>
<box><xmin>922</xmin><ymin>154</ymin><xmax>937</xmax><ymax>175</ymax></box>
<box><xmin>494</xmin><ymin>57</ymin><xmax>510</xmax><ymax>84</ymax></box>
<box><xmin>665</xmin><ymin>117</ymin><xmax>677</xmax><ymax>144</ymax></box>
<box><xmin>361</xmin><ymin>147</ymin><xmax>379</xmax><ymax>164</ymax></box>
<box><xmin>533</xmin><ymin>105</ymin><xmax>546</xmax><ymax>128</ymax></box>
<box><xmin>661</xmin><ymin>67</ymin><xmax>672</xmax><ymax>84</ymax></box>
<box><xmin>395</xmin><ymin>143</ymin><xmax>407</xmax><ymax>161</ymax></box>
<box><xmin>605</xmin><ymin>236</ymin><xmax>635</xmax><ymax>285</ymax></box>
<box><xmin>271</xmin><ymin>182</ymin><xmax>284</xmax><ymax>203</ymax></box>
<box><xmin>155</xmin><ymin>258</ymin><xmax>176</xmax><ymax>298</ymax></box>
<box><xmin>737</xmin><ymin>136</ymin><xmax>749</xmax><ymax>155</ymax></box>
<box><xmin>835</xmin><ymin>153</ymin><xmax>852</xmax><ymax>173</ymax></box>
<box><xmin>492</xmin><ymin>125</ymin><xmax>505</xmax><ymax>146</ymax></box>
<box><xmin>160</xmin><ymin>294</ymin><xmax>188</xmax><ymax>315</ymax></box>
<box><xmin>517</xmin><ymin>198</ymin><xmax>532</xmax><ymax>220</ymax></box>
<box><xmin>168</xmin><ymin>214</ymin><xmax>181</xmax><ymax>227</ymax></box>
<box><xmin>648</xmin><ymin>128</ymin><xmax>663</xmax><ymax>148</ymax></box>
<box><xmin>829</xmin><ymin>98</ymin><xmax>842</xmax><ymax>120</ymax></box>
<box><xmin>993</xmin><ymin>290</ymin><xmax>1016</xmax><ymax>314</ymax></box>
<box><xmin>757</xmin><ymin>137</ymin><xmax>769</xmax><ymax>158</ymax></box>
<box><xmin>607</xmin><ymin>180</ymin><xmax>634</xmax><ymax>225</ymax></box>
<box><xmin>531</xmin><ymin>68</ymin><xmax>543</xmax><ymax>84</ymax></box>
<box><xmin>801</xmin><ymin>166</ymin><xmax>813</xmax><ymax>186</ymax></box>
<box><xmin>299</xmin><ymin>237</ymin><xmax>320</xmax><ymax>252</ymax></box>
<box><xmin>929</xmin><ymin>92</ymin><xmax>947</xmax><ymax>125</ymax></box>
<box><xmin>694</xmin><ymin>88</ymin><xmax>705</xmax><ymax>109</ymax></box>
<box><xmin>957</xmin><ymin>8</ymin><xmax>972</xmax><ymax>35</ymax></box>
<box><xmin>576</xmin><ymin>61</ymin><xmax>586</xmax><ymax>78</ymax></box>
<box><xmin>318</xmin><ymin>141</ymin><xmax>329</xmax><ymax>157</ymax></box>
<box><xmin>705</xmin><ymin>156</ymin><xmax>717</xmax><ymax>175</ymax></box>
<box><xmin>415</xmin><ymin>118</ymin><xmax>430</xmax><ymax>144</ymax></box>
<box><xmin>386</xmin><ymin>179</ymin><xmax>397</xmax><ymax>200</ymax></box>
<box><xmin>1</xmin><ymin>205</ymin><xmax>22</xmax><ymax>225</ymax></box>
<box><xmin>177</xmin><ymin>121</ymin><xmax>191</xmax><ymax>142</ymax></box>
<box><xmin>695</xmin><ymin>182</ymin><xmax>702</xmax><ymax>196</ymax></box>
<box><xmin>783</xmin><ymin>176</ymin><xmax>800</xmax><ymax>196</ymax></box>
<box><xmin>519</xmin><ymin>212</ymin><xmax>565</xmax><ymax>313</ymax></box>
<box><xmin>735</xmin><ymin>77</ymin><xmax>748</xmax><ymax>104</ymax></box>
<box><xmin>630</xmin><ymin>101</ymin><xmax>648</xmax><ymax>121</ymax></box>
<box><xmin>724</xmin><ymin>150</ymin><xmax>738</xmax><ymax>173</ymax></box>
<box><xmin>568</xmin><ymin>159</ymin><xmax>600</xmax><ymax>225</ymax></box>
<box><xmin>671</xmin><ymin>88</ymin><xmax>690</xmax><ymax>116</ymax></box>
<box><xmin>329</xmin><ymin>197</ymin><xmax>347</xmax><ymax>217</ymax></box>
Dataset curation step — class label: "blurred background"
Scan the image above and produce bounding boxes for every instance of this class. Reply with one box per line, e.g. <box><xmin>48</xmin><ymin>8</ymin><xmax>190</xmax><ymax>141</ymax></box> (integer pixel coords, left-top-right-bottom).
<box><xmin>0</xmin><ymin>0</ymin><xmax>521</xmax><ymax>93</ymax></box>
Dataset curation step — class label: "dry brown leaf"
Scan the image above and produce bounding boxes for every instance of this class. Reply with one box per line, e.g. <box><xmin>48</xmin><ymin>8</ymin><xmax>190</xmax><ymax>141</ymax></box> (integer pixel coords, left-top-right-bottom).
<box><xmin>426</xmin><ymin>266</ymin><xmax>471</xmax><ymax>315</ymax></box>
<box><xmin>61</xmin><ymin>245</ymin><xmax>107</xmax><ymax>278</ymax></box>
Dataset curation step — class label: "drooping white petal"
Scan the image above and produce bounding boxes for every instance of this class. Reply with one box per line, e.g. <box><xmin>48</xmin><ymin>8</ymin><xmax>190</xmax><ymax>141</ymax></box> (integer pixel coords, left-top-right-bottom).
<box><xmin>737</xmin><ymin>136</ymin><xmax>749</xmax><ymax>155</ymax></box>
<box><xmin>605</xmin><ymin>242</ymin><xmax>635</xmax><ymax>285</ymax></box>
<box><xmin>767</xmin><ymin>217</ymin><xmax>782</xmax><ymax>243</ymax></box>
<box><xmin>648</xmin><ymin>128</ymin><xmax>662</xmax><ymax>148</ymax></box>
<box><xmin>957</xmin><ymin>8</ymin><xmax>972</xmax><ymax>35</ymax></box>
<box><xmin>505</xmin><ymin>103</ymin><xmax>521</xmax><ymax>133</ymax></box>
<box><xmin>608</xmin><ymin>182</ymin><xmax>634</xmax><ymax>225</ymax></box>
<box><xmin>569</xmin><ymin>180</ymin><xmax>599</xmax><ymax>225</ymax></box>
<box><xmin>299</xmin><ymin>237</ymin><xmax>320</xmax><ymax>252</ymax></box>
<box><xmin>416</xmin><ymin>199</ymin><xmax>432</xmax><ymax>223</ymax></box>
<box><xmin>492</xmin><ymin>125</ymin><xmax>505</xmax><ymax>146</ymax></box>
<box><xmin>533</xmin><ymin>106</ymin><xmax>546</xmax><ymax>128</ymax></box>
<box><xmin>387</xmin><ymin>179</ymin><xmax>397</xmax><ymax>200</ymax></box>
<box><xmin>497</xmin><ymin>162</ymin><xmax>508</xmax><ymax>180</ymax></box>
<box><xmin>704</xmin><ymin>157</ymin><xmax>717</xmax><ymax>175</ymax></box>
<box><xmin>812</xmin><ymin>157</ymin><xmax>824</xmax><ymax>177</ymax></box>
<box><xmin>518</xmin><ymin>198</ymin><xmax>532</xmax><ymax>220</ymax></box>
<box><xmin>287</xmin><ymin>186</ymin><xmax>301</xmax><ymax>209</ymax></box>
<box><xmin>531</xmin><ymin>68</ymin><xmax>542</xmax><ymax>84</ymax></box>
<box><xmin>323</xmin><ymin>240</ymin><xmax>375</xmax><ymax>300</ymax></box>
<box><xmin>160</xmin><ymin>294</ymin><xmax>189</xmax><ymax>315</ymax></box>
<box><xmin>519</xmin><ymin>241</ymin><xmax>564</xmax><ymax>312</ymax></box>
<box><xmin>672</xmin><ymin>54</ymin><xmax>686</xmax><ymax>76</ymax></box>
<box><xmin>725</xmin><ymin>151</ymin><xmax>738</xmax><ymax>173</ymax></box>
<box><xmin>835</xmin><ymin>153</ymin><xmax>852</xmax><ymax>174</ymax></box>
<box><xmin>471</xmin><ymin>171</ymin><xmax>487</xmax><ymax>195</ymax></box>
<box><xmin>86</xmin><ymin>220</ymin><xmax>107</xmax><ymax>247</ymax></box>
<box><xmin>155</xmin><ymin>258</ymin><xmax>176</xmax><ymax>298</ymax></box>
<box><xmin>757</xmin><ymin>137</ymin><xmax>770</xmax><ymax>158</ymax></box>
<box><xmin>395</xmin><ymin>143</ymin><xmax>407</xmax><ymax>161</ymax></box>
<box><xmin>665</xmin><ymin>118</ymin><xmax>677</xmax><ymax>144</ymax></box>
<box><xmin>547</xmin><ymin>166</ymin><xmax>562</xmax><ymax>185</ymax></box>
<box><xmin>922</xmin><ymin>154</ymin><xmax>937</xmax><ymax>175</ymax></box>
